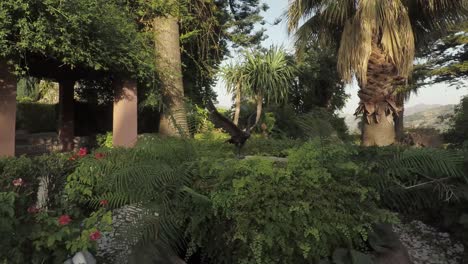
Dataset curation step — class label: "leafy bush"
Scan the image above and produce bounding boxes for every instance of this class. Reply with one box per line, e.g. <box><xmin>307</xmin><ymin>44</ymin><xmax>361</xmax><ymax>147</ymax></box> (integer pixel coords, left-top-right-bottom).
<box><xmin>96</xmin><ymin>132</ymin><xmax>113</xmax><ymax>148</ymax></box>
<box><xmin>265</xmin><ymin>105</ymin><xmax>350</xmax><ymax>141</ymax></box>
<box><xmin>243</xmin><ymin>137</ymin><xmax>302</xmax><ymax>157</ymax></box>
<box><xmin>188</xmin><ymin>140</ymin><xmax>395</xmax><ymax>263</ymax></box>
<box><xmin>445</xmin><ymin>96</ymin><xmax>468</xmax><ymax>146</ymax></box>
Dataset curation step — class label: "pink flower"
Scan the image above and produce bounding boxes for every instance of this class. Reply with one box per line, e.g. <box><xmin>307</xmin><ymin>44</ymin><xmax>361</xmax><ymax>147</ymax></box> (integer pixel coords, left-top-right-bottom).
<box><xmin>27</xmin><ymin>206</ymin><xmax>40</xmax><ymax>214</ymax></box>
<box><xmin>99</xmin><ymin>199</ymin><xmax>109</xmax><ymax>206</ymax></box>
<box><xmin>12</xmin><ymin>178</ymin><xmax>24</xmax><ymax>187</ymax></box>
<box><xmin>94</xmin><ymin>153</ymin><xmax>105</xmax><ymax>159</ymax></box>
<box><xmin>78</xmin><ymin>148</ymin><xmax>88</xmax><ymax>157</ymax></box>
<box><xmin>58</xmin><ymin>214</ymin><xmax>72</xmax><ymax>225</ymax></box>
<box><xmin>89</xmin><ymin>230</ymin><xmax>101</xmax><ymax>241</ymax></box>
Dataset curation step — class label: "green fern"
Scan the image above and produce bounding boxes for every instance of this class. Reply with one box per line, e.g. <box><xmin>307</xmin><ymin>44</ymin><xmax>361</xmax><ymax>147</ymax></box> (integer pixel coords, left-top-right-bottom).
<box><xmin>374</xmin><ymin>148</ymin><xmax>466</xmax><ymax>212</ymax></box>
<box><xmin>66</xmin><ymin>137</ymin><xmax>200</xmax><ymax>262</ymax></box>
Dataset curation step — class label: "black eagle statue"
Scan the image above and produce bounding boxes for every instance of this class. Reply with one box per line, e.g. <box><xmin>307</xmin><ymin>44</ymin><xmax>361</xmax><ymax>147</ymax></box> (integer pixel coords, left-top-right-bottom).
<box><xmin>205</xmin><ymin>99</ymin><xmax>251</xmax><ymax>157</ymax></box>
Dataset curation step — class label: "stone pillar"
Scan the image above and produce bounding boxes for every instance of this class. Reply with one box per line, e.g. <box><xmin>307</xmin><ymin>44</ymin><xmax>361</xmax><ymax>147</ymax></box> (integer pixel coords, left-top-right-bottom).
<box><xmin>0</xmin><ymin>61</ymin><xmax>17</xmax><ymax>157</ymax></box>
<box><xmin>58</xmin><ymin>79</ymin><xmax>75</xmax><ymax>151</ymax></box>
<box><xmin>113</xmin><ymin>79</ymin><xmax>137</xmax><ymax>148</ymax></box>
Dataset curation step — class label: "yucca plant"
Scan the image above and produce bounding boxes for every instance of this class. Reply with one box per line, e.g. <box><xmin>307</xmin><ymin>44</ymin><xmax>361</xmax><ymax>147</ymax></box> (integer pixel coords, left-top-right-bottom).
<box><xmin>220</xmin><ymin>61</ymin><xmax>248</xmax><ymax>125</ymax></box>
<box><xmin>243</xmin><ymin>46</ymin><xmax>297</xmax><ymax>127</ymax></box>
<box><xmin>288</xmin><ymin>0</ymin><xmax>467</xmax><ymax>146</ymax></box>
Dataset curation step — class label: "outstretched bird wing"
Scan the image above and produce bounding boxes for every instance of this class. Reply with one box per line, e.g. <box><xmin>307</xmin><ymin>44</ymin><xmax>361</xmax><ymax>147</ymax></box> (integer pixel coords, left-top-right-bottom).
<box><xmin>205</xmin><ymin>99</ymin><xmax>244</xmax><ymax>137</ymax></box>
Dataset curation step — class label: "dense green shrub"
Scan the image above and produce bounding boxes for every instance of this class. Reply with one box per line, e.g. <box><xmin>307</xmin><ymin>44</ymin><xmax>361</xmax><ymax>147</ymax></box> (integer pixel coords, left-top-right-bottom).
<box><xmin>189</xmin><ymin>140</ymin><xmax>395</xmax><ymax>263</ymax></box>
<box><xmin>243</xmin><ymin>137</ymin><xmax>303</xmax><ymax>157</ymax></box>
<box><xmin>64</xmin><ymin>137</ymin><xmax>394</xmax><ymax>263</ymax></box>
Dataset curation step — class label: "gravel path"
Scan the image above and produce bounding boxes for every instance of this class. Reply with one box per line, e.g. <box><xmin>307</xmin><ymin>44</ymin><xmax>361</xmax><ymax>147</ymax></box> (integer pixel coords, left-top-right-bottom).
<box><xmin>395</xmin><ymin>220</ymin><xmax>464</xmax><ymax>264</ymax></box>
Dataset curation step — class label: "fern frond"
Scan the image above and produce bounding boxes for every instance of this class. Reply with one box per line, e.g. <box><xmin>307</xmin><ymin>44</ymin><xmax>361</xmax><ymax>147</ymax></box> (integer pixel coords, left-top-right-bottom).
<box><xmin>374</xmin><ymin>148</ymin><xmax>465</xmax><ymax>212</ymax></box>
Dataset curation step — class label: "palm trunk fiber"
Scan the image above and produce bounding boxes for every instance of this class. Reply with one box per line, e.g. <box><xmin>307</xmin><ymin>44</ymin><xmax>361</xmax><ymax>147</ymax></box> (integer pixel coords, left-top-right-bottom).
<box><xmin>358</xmin><ymin>43</ymin><xmax>401</xmax><ymax>146</ymax></box>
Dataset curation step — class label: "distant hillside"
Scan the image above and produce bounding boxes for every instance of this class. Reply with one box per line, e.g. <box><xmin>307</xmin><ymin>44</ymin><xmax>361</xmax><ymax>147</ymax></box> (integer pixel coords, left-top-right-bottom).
<box><xmin>341</xmin><ymin>104</ymin><xmax>455</xmax><ymax>134</ymax></box>
<box><xmin>404</xmin><ymin>104</ymin><xmax>455</xmax><ymax>132</ymax></box>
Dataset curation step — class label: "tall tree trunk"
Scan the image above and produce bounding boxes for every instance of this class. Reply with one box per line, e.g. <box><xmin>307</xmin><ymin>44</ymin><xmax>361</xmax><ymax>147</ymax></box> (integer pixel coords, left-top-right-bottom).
<box><xmin>357</xmin><ymin>43</ymin><xmax>403</xmax><ymax>146</ymax></box>
<box><xmin>58</xmin><ymin>79</ymin><xmax>75</xmax><ymax>151</ymax></box>
<box><xmin>253</xmin><ymin>92</ymin><xmax>263</xmax><ymax>128</ymax></box>
<box><xmin>233</xmin><ymin>83</ymin><xmax>241</xmax><ymax>125</ymax></box>
<box><xmin>0</xmin><ymin>61</ymin><xmax>17</xmax><ymax>157</ymax></box>
<box><xmin>113</xmin><ymin>79</ymin><xmax>138</xmax><ymax>148</ymax></box>
<box><xmin>394</xmin><ymin>93</ymin><xmax>405</xmax><ymax>142</ymax></box>
<box><xmin>154</xmin><ymin>15</ymin><xmax>189</xmax><ymax>137</ymax></box>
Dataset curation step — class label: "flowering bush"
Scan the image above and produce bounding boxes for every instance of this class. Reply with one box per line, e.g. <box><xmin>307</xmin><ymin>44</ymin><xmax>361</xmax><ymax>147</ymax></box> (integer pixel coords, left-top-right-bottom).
<box><xmin>0</xmin><ymin>150</ymin><xmax>112</xmax><ymax>263</ymax></box>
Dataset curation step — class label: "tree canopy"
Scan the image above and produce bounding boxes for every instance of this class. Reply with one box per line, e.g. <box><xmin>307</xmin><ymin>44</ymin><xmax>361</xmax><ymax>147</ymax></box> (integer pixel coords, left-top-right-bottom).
<box><xmin>0</xmin><ymin>0</ymin><xmax>153</xmax><ymax>79</ymax></box>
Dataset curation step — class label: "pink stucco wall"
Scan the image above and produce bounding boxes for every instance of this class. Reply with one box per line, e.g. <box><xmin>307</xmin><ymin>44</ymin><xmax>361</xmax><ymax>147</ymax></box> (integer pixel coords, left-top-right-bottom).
<box><xmin>113</xmin><ymin>80</ymin><xmax>137</xmax><ymax>148</ymax></box>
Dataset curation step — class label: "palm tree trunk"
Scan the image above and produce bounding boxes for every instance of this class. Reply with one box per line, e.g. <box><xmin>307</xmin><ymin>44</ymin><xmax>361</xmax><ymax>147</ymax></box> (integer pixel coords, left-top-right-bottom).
<box><xmin>394</xmin><ymin>93</ymin><xmax>405</xmax><ymax>142</ymax></box>
<box><xmin>0</xmin><ymin>61</ymin><xmax>17</xmax><ymax>157</ymax></box>
<box><xmin>357</xmin><ymin>43</ymin><xmax>401</xmax><ymax>146</ymax></box>
<box><xmin>154</xmin><ymin>15</ymin><xmax>189</xmax><ymax>137</ymax></box>
<box><xmin>233</xmin><ymin>83</ymin><xmax>241</xmax><ymax>125</ymax></box>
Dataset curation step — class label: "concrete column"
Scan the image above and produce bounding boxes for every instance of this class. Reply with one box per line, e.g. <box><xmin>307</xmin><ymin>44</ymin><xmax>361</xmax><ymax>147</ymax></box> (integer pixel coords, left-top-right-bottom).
<box><xmin>113</xmin><ymin>79</ymin><xmax>137</xmax><ymax>148</ymax></box>
<box><xmin>58</xmin><ymin>79</ymin><xmax>75</xmax><ymax>151</ymax></box>
<box><xmin>0</xmin><ymin>61</ymin><xmax>17</xmax><ymax>157</ymax></box>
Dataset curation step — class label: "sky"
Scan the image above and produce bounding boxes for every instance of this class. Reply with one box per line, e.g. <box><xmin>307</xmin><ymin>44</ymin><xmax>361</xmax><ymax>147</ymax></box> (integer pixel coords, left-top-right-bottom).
<box><xmin>213</xmin><ymin>0</ymin><xmax>468</xmax><ymax>114</ymax></box>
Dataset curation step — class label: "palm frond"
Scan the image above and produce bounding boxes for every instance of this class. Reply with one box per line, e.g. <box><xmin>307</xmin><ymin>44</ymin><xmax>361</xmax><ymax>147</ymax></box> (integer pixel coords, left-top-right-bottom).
<box><xmin>288</xmin><ymin>0</ymin><xmax>354</xmax><ymax>54</ymax></box>
<box><xmin>406</xmin><ymin>0</ymin><xmax>467</xmax><ymax>47</ymax></box>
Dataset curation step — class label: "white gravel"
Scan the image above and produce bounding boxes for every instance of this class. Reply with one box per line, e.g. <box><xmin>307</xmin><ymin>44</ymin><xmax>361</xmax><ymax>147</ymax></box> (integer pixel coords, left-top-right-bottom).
<box><xmin>394</xmin><ymin>220</ymin><xmax>464</xmax><ymax>264</ymax></box>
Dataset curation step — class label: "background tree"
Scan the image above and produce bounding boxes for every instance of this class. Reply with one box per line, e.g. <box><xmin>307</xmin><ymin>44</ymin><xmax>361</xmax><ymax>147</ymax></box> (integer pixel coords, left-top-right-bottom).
<box><xmin>243</xmin><ymin>47</ymin><xmax>296</xmax><ymax>127</ymax></box>
<box><xmin>393</xmin><ymin>22</ymin><xmax>467</xmax><ymax>140</ymax></box>
<box><xmin>288</xmin><ymin>0</ymin><xmax>467</xmax><ymax>146</ymax></box>
<box><xmin>290</xmin><ymin>44</ymin><xmax>347</xmax><ymax>114</ymax></box>
<box><xmin>220</xmin><ymin>62</ymin><xmax>247</xmax><ymax>125</ymax></box>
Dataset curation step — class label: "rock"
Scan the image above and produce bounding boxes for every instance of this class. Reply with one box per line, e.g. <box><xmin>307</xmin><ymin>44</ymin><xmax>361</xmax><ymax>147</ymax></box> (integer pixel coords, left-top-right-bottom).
<box><xmin>71</xmin><ymin>251</ymin><xmax>96</xmax><ymax>264</ymax></box>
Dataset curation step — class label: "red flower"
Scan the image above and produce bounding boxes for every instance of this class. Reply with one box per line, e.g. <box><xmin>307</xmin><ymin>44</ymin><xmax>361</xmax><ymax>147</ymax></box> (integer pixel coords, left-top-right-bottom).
<box><xmin>78</xmin><ymin>148</ymin><xmax>88</xmax><ymax>157</ymax></box>
<box><xmin>89</xmin><ymin>230</ymin><xmax>101</xmax><ymax>241</ymax></box>
<box><xmin>58</xmin><ymin>214</ymin><xmax>72</xmax><ymax>225</ymax></box>
<box><xmin>94</xmin><ymin>152</ymin><xmax>105</xmax><ymax>159</ymax></box>
<box><xmin>68</xmin><ymin>155</ymin><xmax>78</xmax><ymax>161</ymax></box>
<box><xmin>12</xmin><ymin>178</ymin><xmax>24</xmax><ymax>187</ymax></box>
<box><xmin>99</xmin><ymin>199</ymin><xmax>109</xmax><ymax>206</ymax></box>
<box><xmin>27</xmin><ymin>205</ymin><xmax>40</xmax><ymax>214</ymax></box>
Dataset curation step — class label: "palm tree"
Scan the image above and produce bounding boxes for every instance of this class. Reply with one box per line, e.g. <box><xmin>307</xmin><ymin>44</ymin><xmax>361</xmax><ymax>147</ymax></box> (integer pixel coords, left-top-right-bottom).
<box><xmin>288</xmin><ymin>0</ymin><xmax>466</xmax><ymax>146</ymax></box>
<box><xmin>220</xmin><ymin>61</ymin><xmax>246</xmax><ymax>125</ymax></box>
<box><xmin>243</xmin><ymin>47</ymin><xmax>296</xmax><ymax>127</ymax></box>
